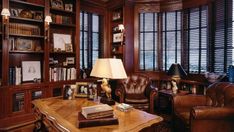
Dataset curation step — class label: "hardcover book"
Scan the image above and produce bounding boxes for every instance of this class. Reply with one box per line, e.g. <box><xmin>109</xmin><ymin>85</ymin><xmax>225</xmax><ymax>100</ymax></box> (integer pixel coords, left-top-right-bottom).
<box><xmin>81</xmin><ymin>104</ymin><xmax>113</xmax><ymax>119</ymax></box>
<box><xmin>77</xmin><ymin>112</ymin><xmax>118</xmax><ymax>128</ymax></box>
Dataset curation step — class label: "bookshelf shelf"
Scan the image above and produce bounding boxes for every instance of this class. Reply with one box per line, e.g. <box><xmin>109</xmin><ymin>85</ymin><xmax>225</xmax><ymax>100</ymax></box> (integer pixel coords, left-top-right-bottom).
<box><xmin>10</xmin><ymin>16</ymin><xmax>44</xmax><ymax>23</ymax></box>
<box><xmin>50</xmin><ymin>23</ymin><xmax>76</xmax><ymax>28</ymax></box>
<box><xmin>50</xmin><ymin>51</ymin><xmax>76</xmax><ymax>55</ymax></box>
<box><xmin>9</xmin><ymin>0</ymin><xmax>45</xmax><ymax>8</ymax></box>
<box><xmin>50</xmin><ymin>8</ymin><xmax>75</xmax><ymax>15</ymax></box>
<box><xmin>9</xmin><ymin>51</ymin><xmax>44</xmax><ymax>54</ymax></box>
<box><xmin>9</xmin><ymin>34</ymin><xmax>44</xmax><ymax>39</ymax></box>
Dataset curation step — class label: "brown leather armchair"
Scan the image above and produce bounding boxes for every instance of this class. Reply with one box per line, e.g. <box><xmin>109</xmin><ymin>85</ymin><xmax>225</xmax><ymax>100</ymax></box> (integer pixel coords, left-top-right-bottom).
<box><xmin>115</xmin><ymin>73</ymin><xmax>157</xmax><ymax>113</ymax></box>
<box><xmin>172</xmin><ymin>82</ymin><xmax>234</xmax><ymax>132</ymax></box>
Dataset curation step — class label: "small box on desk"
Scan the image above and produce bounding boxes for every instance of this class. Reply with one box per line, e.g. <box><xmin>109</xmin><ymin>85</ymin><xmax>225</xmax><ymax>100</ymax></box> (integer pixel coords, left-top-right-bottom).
<box><xmin>77</xmin><ymin>112</ymin><xmax>118</xmax><ymax>128</ymax></box>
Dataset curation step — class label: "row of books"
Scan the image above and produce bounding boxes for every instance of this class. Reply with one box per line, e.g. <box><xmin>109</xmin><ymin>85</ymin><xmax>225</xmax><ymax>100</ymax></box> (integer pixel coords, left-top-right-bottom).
<box><xmin>51</xmin><ymin>14</ymin><xmax>72</xmax><ymax>24</ymax></box>
<box><xmin>9</xmin><ymin>67</ymin><xmax>22</xmax><ymax>85</ymax></box>
<box><xmin>9</xmin><ymin>23</ymin><xmax>41</xmax><ymax>36</ymax></box>
<box><xmin>49</xmin><ymin>67</ymin><xmax>76</xmax><ymax>82</ymax></box>
<box><xmin>13</xmin><ymin>93</ymin><xmax>24</xmax><ymax>112</ymax></box>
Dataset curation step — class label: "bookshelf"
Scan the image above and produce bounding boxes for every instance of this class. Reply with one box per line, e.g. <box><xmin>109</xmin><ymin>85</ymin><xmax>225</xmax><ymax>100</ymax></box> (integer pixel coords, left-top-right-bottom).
<box><xmin>111</xmin><ymin>7</ymin><xmax>125</xmax><ymax>63</ymax></box>
<box><xmin>0</xmin><ymin>0</ymin><xmax>80</xmax><ymax>128</ymax></box>
<box><xmin>49</xmin><ymin>0</ymin><xmax>78</xmax><ymax>83</ymax></box>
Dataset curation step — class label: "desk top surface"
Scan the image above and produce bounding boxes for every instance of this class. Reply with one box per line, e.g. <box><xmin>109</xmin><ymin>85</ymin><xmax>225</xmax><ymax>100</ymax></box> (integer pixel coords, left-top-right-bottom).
<box><xmin>32</xmin><ymin>97</ymin><xmax>163</xmax><ymax>132</ymax></box>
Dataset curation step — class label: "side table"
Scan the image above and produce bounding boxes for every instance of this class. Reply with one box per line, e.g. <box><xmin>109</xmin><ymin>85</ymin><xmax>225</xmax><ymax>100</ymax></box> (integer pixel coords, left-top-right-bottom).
<box><xmin>158</xmin><ymin>90</ymin><xmax>189</xmax><ymax>121</ymax></box>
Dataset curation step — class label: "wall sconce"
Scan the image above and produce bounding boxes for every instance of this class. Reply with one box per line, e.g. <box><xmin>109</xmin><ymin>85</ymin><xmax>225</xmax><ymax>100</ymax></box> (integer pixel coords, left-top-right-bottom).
<box><xmin>45</xmin><ymin>15</ymin><xmax>52</xmax><ymax>25</ymax></box>
<box><xmin>118</xmin><ymin>24</ymin><xmax>125</xmax><ymax>45</ymax></box>
<box><xmin>44</xmin><ymin>16</ymin><xmax>52</xmax><ymax>40</ymax></box>
<box><xmin>1</xmin><ymin>8</ymin><xmax>10</xmax><ymax>39</ymax></box>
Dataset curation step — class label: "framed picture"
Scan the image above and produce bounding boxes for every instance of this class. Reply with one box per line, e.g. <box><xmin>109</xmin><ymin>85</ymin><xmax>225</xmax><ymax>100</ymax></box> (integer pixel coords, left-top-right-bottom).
<box><xmin>112</xmin><ymin>11</ymin><xmax>122</xmax><ymax>21</ymax></box>
<box><xmin>74</xmin><ymin>82</ymin><xmax>89</xmax><ymax>98</ymax></box>
<box><xmin>11</xmin><ymin>8</ymin><xmax>19</xmax><ymax>17</ymax></box>
<box><xmin>66</xmin><ymin>57</ymin><xmax>75</xmax><ymax>64</ymax></box>
<box><xmin>34</xmin><ymin>11</ymin><xmax>43</xmax><ymax>20</ymax></box>
<box><xmin>15</xmin><ymin>38</ymin><xmax>34</xmax><ymax>51</ymax></box>
<box><xmin>65</xmin><ymin>43</ymin><xmax>73</xmax><ymax>52</ymax></box>
<box><xmin>113</xmin><ymin>33</ymin><xmax>123</xmax><ymax>43</ymax></box>
<box><xmin>22</xmin><ymin>61</ymin><xmax>41</xmax><ymax>82</ymax></box>
<box><xmin>53</xmin><ymin>33</ymin><xmax>72</xmax><ymax>51</ymax></box>
<box><xmin>50</xmin><ymin>0</ymin><xmax>64</xmax><ymax>10</ymax></box>
<box><xmin>65</xmin><ymin>4</ymin><xmax>73</xmax><ymax>12</ymax></box>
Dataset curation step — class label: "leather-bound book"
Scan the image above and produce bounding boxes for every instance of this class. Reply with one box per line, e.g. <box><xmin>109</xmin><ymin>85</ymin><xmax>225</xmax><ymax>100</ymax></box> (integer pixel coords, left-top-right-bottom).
<box><xmin>77</xmin><ymin>112</ymin><xmax>118</xmax><ymax>128</ymax></box>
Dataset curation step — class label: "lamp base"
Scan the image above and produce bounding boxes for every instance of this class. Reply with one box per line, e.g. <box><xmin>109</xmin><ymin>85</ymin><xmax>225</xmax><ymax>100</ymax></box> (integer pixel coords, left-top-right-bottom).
<box><xmin>100</xmin><ymin>97</ymin><xmax>115</xmax><ymax>105</ymax></box>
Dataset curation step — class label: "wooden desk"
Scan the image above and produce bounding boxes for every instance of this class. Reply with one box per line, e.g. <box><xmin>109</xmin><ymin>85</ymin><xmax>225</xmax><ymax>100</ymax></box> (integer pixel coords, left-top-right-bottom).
<box><xmin>32</xmin><ymin>97</ymin><xmax>163</xmax><ymax>132</ymax></box>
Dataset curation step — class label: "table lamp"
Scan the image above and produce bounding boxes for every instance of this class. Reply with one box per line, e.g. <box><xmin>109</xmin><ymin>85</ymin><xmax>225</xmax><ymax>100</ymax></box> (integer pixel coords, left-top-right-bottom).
<box><xmin>167</xmin><ymin>63</ymin><xmax>187</xmax><ymax>94</ymax></box>
<box><xmin>90</xmin><ymin>58</ymin><xmax>127</xmax><ymax>105</ymax></box>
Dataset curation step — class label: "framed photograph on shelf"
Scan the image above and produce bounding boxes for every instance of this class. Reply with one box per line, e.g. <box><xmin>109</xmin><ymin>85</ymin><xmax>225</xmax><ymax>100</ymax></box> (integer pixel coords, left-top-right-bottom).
<box><xmin>53</xmin><ymin>33</ymin><xmax>71</xmax><ymax>52</ymax></box>
<box><xmin>113</xmin><ymin>33</ymin><xmax>123</xmax><ymax>43</ymax></box>
<box><xmin>22</xmin><ymin>61</ymin><xmax>41</xmax><ymax>82</ymax></box>
<box><xmin>65</xmin><ymin>43</ymin><xmax>73</xmax><ymax>52</ymax></box>
<box><xmin>66</xmin><ymin>57</ymin><xmax>75</xmax><ymax>64</ymax></box>
<box><xmin>74</xmin><ymin>82</ymin><xmax>89</xmax><ymax>98</ymax></box>
<box><xmin>112</xmin><ymin>11</ymin><xmax>122</xmax><ymax>21</ymax></box>
<box><xmin>15</xmin><ymin>38</ymin><xmax>34</xmax><ymax>51</ymax></box>
<box><xmin>50</xmin><ymin>0</ymin><xmax>64</xmax><ymax>10</ymax></box>
<box><xmin>65</xmin><ymin>4</ymin><xmax>73</xmax><ymax>12</ymax></box>
<box><xmin>11</xmin><ymin>8</ymin><xmax>19</xmax><ymax>17</ymax></box>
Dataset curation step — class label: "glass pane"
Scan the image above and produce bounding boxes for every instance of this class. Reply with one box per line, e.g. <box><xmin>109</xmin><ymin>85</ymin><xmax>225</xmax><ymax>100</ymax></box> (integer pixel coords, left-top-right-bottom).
<box><xmin>32</xmin><ymin>91</ymin><xmax>42</xmax><ymax>100</ymax></box>
<box><xmin>144</xmin><ymin>13</ymin><xmax>154</xmax><ymax>31</ymax></box>
<box><xmin>84</xmin><ymin>13</ymin><xmax>88</xmax><ymax>31</ymax></box>
<box><xmin>53</xmin><ymin>88</ymin><xmax>62</xmax><ymax>97</ymax></box>
<box><xmin>13</xmin><ymin>92</ymin><xmax>24</xmax><ymax>112</ymax></box>
<box><xmin>145</xmin><ymin>51</ymin><xmax>154</xmax><ymax>70</ymax></box>
<box><xmin>92</xmin><ymin>33</ymin><xmax>99</xmax><ymax>50</ymax></box>
<box><xmin>92</xmin><ymin>15</ymin><xmax>99</xmax><ymax>32</ymax></box>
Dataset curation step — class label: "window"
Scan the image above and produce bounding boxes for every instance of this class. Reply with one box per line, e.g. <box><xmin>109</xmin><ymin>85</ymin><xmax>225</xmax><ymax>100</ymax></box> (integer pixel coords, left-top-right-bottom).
<box><xmin>139</xmin><ymin>13</ymin><xmax>158</xmax><ymax>71</ymax></box>
<box><xmin>138</xmin><ymin>6</ymin><xmax>208</xmax><ymax>73</ymax></box>
<box><xmin>212</xmin><ymin>0</ymin><xmax>232</xmax><ymax>73</ymax></box>
<box><xmin>162</xmin><ymin>11</ymin><xmax>182</xmax><ymax>70</ymax></box>
<box><xmin>184</xmin><ymin>6</ymin><xmax>208</xmax><ymax>73</ymax></box>
<box><xmin>80</xmin><ymin>12</ymin><xmax>100</xmax><ymax>69</ymax></box>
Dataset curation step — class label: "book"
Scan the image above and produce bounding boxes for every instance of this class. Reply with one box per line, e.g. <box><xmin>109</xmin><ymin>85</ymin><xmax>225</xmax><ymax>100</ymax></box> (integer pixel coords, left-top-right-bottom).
<box><xmin>77</xmin><ymin>112</ymin><xmax>118</xmax><ymax>128</ymax></box>
<box><xmin>81</xmin><ymin>104</ymin><xmax>113</xmax><ymax>119</ymax></box>
<box><xmin>116</xmin><ymin>103</ymin><xmax>133</xmax><ymax>112</ymax></box>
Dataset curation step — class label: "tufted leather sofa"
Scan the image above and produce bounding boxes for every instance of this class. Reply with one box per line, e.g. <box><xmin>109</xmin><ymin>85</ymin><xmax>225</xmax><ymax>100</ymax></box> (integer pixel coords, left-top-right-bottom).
<box><xmin>115</xmin><ymin>73</ymin><xmax>157</xmax><ymax>113</ymax></box>
<box><xmin>172</xmin><ymin>82</ymin><xmax>234</xmax><ymax>132</ymax></box>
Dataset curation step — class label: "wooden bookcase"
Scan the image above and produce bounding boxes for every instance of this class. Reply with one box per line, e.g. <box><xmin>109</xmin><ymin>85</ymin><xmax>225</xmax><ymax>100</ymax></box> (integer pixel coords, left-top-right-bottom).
<box><xmin>107</xmin><ymin>0</ymin><xmax>134</xmax><ymax>74</ymax></box>
<box><xmin>111</xmin><ymin>7</ymin><xmax>125</xmax><ymax>62</ymax></box>
<box><xmin>0</xmin><ymin>0</ymin><xmax>80</xmax><ymax>129</ymax></box>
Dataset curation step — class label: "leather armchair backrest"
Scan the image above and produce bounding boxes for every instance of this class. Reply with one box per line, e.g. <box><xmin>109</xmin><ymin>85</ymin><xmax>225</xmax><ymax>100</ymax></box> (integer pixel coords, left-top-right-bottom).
<box><xmin>122</xmin><ymin>74</ymin><xmax>150</xmax><ymax>99</ymax></box>
<box><xmin>206</xmin><ymin>82</ymin><xmax>234</xmax><ymax>107</ymax></box>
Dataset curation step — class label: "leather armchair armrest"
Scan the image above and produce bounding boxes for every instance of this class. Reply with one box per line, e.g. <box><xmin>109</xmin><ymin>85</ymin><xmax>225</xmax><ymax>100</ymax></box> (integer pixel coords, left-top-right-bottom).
<box><xmin>147</xmin><ymin>85</ymin><xmax>158</xmax><ymax>113</ymax></box>
<box><xmin>173</xmin><ymin>95</ymin><xmax>207</xmax><ymax>113</ymax></box>
<box><xmin>191</xmin><ymin>106</ymin><xmax>234</xmax><ymax>120</ymax></box>
<box><xmin>115</xmin><ymin>83</ymin><xmax>125</xmax><ymax>103</ymax></box>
